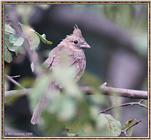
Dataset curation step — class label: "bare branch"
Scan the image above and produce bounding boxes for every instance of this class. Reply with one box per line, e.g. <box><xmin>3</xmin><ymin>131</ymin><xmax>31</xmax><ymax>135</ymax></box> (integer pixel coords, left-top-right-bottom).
<box><xmin>9</xmin><ymin>75</ymin><xmax>21</xmax><ymax>78</ymax></box>
<box><xmin>5</xmin><ymin>83</ymin><xmax>148</xmax><ymax>101</ymax></box>
<box><xmin>5</xmin><ymin>75</ymin><xmax>25</xmax><ymax>89</ymax></box>
<box><xmin>5</xmin><ymin>87</ymin><xmax>94</xmax><ymax>97</ymax></box>
<box><xmin>99</xmin><ymin>101</ymin><xmax>147</xmax><ymax>114</ymax></box>
<box><xmin>100</xmin><ymin>82</ymin><xmax>148</xmax><ymax>99</ymax></box>
<box><xmin>5</xmin><ymin>89</ymin><xmax>32</xmax><ymax>97</ymax></box>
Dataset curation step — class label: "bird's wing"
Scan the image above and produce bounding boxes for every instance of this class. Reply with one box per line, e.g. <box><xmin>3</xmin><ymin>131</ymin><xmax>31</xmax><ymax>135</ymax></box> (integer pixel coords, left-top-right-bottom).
<box><xmin>43</xmin><ymin>45</ymin><xmax>63</xmax><ymax>69</ymax></box>
<box><xmin>43</xmin><ymin>50</ymin><xmax>55</xmax><ymax>69</ymax></box>
<box><xmin>70</xmin><ymin>51</ymin><xmax>86</xmax><ymax>81</ymax></box>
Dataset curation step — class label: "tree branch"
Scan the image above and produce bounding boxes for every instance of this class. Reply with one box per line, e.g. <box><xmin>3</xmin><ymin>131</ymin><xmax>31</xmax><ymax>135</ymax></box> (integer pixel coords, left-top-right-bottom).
<box><xmin>100</xmin><ymin>82</ymin><xmax>148</xmax><ymax>99</ymax></box>
<box><xmin>8</xmin><ymin>75</ymin><xmax>21</xmax><ymax>78</ymax></box>
<box><xmin>99</xmin><ymin>101</ymin><xmax>147</xmax><ymax>114</ymax></box>
<box><xmin>5</xmin><ymin>88</ymin><xmax>32</xmax><ymax>97</ymax></box>
<box><xmin>5</xmin><ymin>83</ymin><xmax>148</xmax><ymax>101</ymax></box>
<box><xmin>5</xmin><ymin>75</ymin><xmax>25</xmax><ymax>89</ymax></box>
<box><xmin>5</xmin><ymin>86</ymin><xmax>94</xmax><ymax>97</ymax></box>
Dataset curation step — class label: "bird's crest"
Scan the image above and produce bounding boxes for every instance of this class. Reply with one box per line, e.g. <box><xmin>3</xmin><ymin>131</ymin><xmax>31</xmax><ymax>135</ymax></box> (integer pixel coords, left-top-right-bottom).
<box><xmin>73</xmin><ymin>25</ymin><xmax>82</xmax><ymax>37</ymax></box>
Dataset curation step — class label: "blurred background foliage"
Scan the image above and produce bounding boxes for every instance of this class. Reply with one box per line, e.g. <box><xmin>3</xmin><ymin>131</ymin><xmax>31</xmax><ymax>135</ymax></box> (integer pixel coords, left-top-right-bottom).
<box><xmin>4</xmin><ymin>3</ymin><xmax>148</xmax><ymax>137</ymax></box>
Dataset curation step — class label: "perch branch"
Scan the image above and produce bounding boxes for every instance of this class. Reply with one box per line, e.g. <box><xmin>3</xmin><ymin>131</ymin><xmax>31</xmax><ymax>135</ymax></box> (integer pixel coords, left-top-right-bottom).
<box><xmin>100</xmin><ymin>82</ymin><xmax>148</xmax><ymax>99</ymax></box>
<box><xmin>5</xmin><ymin>86</ymin><xmax>94</xmax><ymax>97</ymax></box>
<box><xmin>5</xmin><ymin>84</ymin><xmax>148</xmax><ymax>101</ymax></box>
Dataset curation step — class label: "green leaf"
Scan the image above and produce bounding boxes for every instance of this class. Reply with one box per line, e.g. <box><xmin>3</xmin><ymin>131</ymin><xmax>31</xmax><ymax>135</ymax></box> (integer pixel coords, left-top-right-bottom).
<box><xmin>8</xmin><ymin>34</ymin><xmax>24</xmax><ymax>53</ymax></box>
<box><xmin>122</xmin><ymin>119</ymin><xmax>139</xmax><ymax>136</ymax></box>
<box><xmin>4</xmin><ymin>27</ymin><xmax>24</xmax><ymax>61</ymax></box>
<box><xmin>4</xmin><ymin>34</ymin><xmax>13</xmax><ymax>63</ymax></box>
<box><xmin>96</xmin><ymin>113</ymin><xmax>121</xmax><ymax>136</ymax></box>
<box><xmin>9</xmin><ymin>35</ymin><xmax>24</xmax><ymax>47</ymax></box>
<box><xmin>5</xmin><ymin>24</ymin><xmax>15</xmax><ymax>34</ymax></box>
<box><xmin>52</xmin><ymin>57</ymin><xmax>82</xmax><ymax>98</ymax></box>
<box><xmin>64</xmin><ymin>100</ymin><xmax>91</xmax><ymax>136</ymax></box>
<box><xmin>66</xmin><ymin>132</ymin><xmax>78</xmax><ymax>136</ymax></box>
<box><xmin>28</xmin><ymin>75</ymin><xmax>50</xmax><ymax>110</ymax></box>
<box><xmin>20</xmin><ymin>23</ymin><xmax>40</xmax><ymax>50</ymax></box>
<box><xmin>35</xmin><ymin>32</ymin><xmax>53</xmax><ymax>45</ymax></box>
<box><xmin>4</xmin><ymin>47</ymin><xmax>12</xmax><ymax>63</ymax></box>
<box><xmin>49</xmin><ymin>95</ymin><xmax>76</xmax><ymax>121</ymax></box>
<box><xmin>40</xmin><ymin>111</ymin><xmax>65</xmax><ymax>136</ymax></box>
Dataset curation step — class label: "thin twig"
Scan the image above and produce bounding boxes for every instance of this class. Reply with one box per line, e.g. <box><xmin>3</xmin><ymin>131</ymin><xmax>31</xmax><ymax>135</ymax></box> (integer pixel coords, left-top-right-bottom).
<box><xmin>139</xmin><ymin>99</ymin><xmax>145</xmax><ymax>103</ymax></box>
<box><xmin>5</xmin><ymin>75</ymin><xmax>25</xmax><ymax>89</ymax></box>
<box><xmin>99</xmin><ymin>101</ymin><xmax>147</xmax><ymax>114</ymax></box>
<box><xmin>5</xmin><ymin>89</ymin><xmax>32</xmax><ymax>97</ymax></box>
<box><xmin>9</xmin><ymin>75</ymin><xmax>21</xmax><ymax>78</ymax></box>
<box><xmin>100</xmin><ymin>82</ymin><xmax>148</xmax><ymax>99</ymax></box>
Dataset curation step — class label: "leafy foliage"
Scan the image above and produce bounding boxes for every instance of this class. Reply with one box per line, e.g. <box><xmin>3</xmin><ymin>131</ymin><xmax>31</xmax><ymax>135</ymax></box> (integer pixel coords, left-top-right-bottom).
<box><xmin>4</xmin><ymin>46</ymin><xmax>13</xmax><ymax>63</ymax></box>
<box><xmin>4</xmin><ymin>23</ymin><xmax>53</xmax><ymax>63</ymax></box>
<box><xmin>122</xmin><ymin>119</ymin><xmax>141</xmax><ymax>136</ymax></box>
<box><xmin>20</xmin><ymin>23</ymin><xmax>40</xmax><ymax>50</ymax></box>
<box><xmin>4</xmin><ymin>24</ymin><xmax>24</xmax><ymax>63</ymax></box>
<box><xmin>4</xmin><ymin>4</ymin><xmax>147</xmax><ymax>137</ymax></box>
<box><xmin>4</xmin><ymin>22</ymin><xmax>127</xmax><ymax>137</ymax></box>
<box><xmin>35</xmin><ymin>32</ymin><xmax>53</xmax><ymax>45</ymax></box>
<box><xmin>27</xmin><ymin>53</ymin><xmax>122</xmax><ymax>136</ymax></box>
<box><xmin>96</xmin><ymin>113</ymin><xmax>121</xmax><ymax>136</ymax></box>
<box><xmin>5</xmin><ymin>24</ymin><xmax>15</xmax><ymax>34</ymax></box>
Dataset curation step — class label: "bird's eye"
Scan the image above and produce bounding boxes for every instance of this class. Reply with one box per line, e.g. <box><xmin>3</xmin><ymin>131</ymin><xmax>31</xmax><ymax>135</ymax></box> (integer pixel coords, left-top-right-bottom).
<box><xmin>74</xmin><ymin>40</ymin><xmax>78</xmax><ymax>44</ymax></box>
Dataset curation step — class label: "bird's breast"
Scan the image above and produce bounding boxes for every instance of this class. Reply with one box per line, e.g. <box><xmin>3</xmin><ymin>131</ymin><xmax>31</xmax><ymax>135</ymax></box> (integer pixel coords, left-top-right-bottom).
<box><xmin>52</xmin><ymin>49</ymin><xmax>86</xmax><ymax>78</ymax></box>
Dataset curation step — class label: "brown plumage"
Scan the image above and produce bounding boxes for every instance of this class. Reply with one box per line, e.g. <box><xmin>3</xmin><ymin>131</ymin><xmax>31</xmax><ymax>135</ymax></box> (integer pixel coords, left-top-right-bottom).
<box><xmin>31</xmin><ymin>26</ymin><xmax>91</xmax><ymax>124</ymax></box>
<box><xmin>44</xmin><ymin>25</ymin><xmax>90</xmax><ymax>81</ymax></box>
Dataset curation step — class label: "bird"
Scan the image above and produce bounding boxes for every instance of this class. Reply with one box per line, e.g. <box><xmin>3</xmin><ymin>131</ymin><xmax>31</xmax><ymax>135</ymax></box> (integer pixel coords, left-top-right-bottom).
<box><xmin>44</xmin><ymin>25</ymin><xmax>90</xmax><ymax>81</ymax></box>
<box><xmin>31</xmin><ymin>25</ymin><xmax>91</xmax><ymax>125</ymax></box>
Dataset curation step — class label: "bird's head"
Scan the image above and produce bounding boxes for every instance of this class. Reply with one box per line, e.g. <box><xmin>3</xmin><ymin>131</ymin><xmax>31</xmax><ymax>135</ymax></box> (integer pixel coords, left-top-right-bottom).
<box><xmin>65</xmin><ymin>25</ymin><xmax>91</xmax><ymax>49</ymax></box>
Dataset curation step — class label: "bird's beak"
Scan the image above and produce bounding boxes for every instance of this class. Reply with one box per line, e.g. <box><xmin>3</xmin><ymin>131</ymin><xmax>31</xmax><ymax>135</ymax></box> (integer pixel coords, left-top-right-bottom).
<box><xmin>81</xmin><ymin>42</ymin><xmax>91</xmax><ymax>48</ymax></box>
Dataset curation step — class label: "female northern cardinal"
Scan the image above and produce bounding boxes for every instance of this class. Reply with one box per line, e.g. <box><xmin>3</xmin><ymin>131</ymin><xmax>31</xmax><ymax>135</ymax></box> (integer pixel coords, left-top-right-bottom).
<box><xmin>31</xmin><ymin>26</ymin><xmax>91</xmax><ymax>124</ymax></box>
<box><xmin>44</xmin><ymin>25</ymin><xmax>90</xmax><ymax>81</ymax></box>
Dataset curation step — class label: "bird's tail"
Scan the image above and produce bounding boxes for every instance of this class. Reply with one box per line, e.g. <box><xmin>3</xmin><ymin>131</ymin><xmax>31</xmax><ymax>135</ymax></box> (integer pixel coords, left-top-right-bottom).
<box><xmin>30</xmin><ymin>92</ymin><xmax>48</xmax><ymax>125</ymax></box>
<box><xmin>31</xmin><ymin>83</ymin><xmax>58</xmax><ymax>125</ymax></box>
